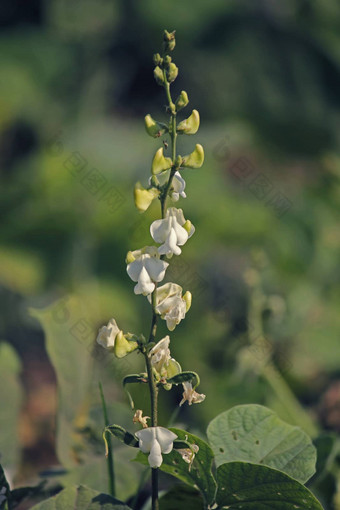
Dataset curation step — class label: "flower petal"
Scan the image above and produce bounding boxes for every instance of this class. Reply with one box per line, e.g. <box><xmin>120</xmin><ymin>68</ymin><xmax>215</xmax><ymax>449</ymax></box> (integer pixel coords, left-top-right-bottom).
<box><xmin>134</xmin><ymin>266</ymin><xmax>155</xmax><ymax>295</ymax></box>
<box><xmin>148</xmin><ymin>439</ymin><xmax>163</xmax><ymax>468</ymax></box>
<box><xmin>127</xmin><ymin>259</ymin><xmax>144</xmax><ymax>282</ymax></box>
<box><xmin>155</xmin><ymin>427</ymin><xmax>178</xmax><ymax>454</ymax></box>
<box><xmin>144</xmin><ymin>257</ymin><xmax>169</xmax><ymax>282</ymax></box>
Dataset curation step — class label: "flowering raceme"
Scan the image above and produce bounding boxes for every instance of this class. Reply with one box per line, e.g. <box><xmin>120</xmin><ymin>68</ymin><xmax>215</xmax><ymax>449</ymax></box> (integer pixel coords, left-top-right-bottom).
<box><xmin>126</xmin><ymin>246</ymin><xmax>169</xmax><ymax>295</ymax></box>
<box><xmin>150</xmin><ymin>207</ymin><xmax>195</xmax><ymax>257</ymax></box>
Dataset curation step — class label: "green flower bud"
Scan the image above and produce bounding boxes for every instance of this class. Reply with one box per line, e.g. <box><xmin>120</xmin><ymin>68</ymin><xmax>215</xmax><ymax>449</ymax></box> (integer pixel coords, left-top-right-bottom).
<box><xmin>177</xmin><ymin>109</ymin><xmax>200</xmax><ymax>135</ymax></box>
<box><xmin>167</xmin><ymin>358</ymin><xmax>182</xmax><ymax>379</ymax></box>
<box><xmin>163</xmin><ymin>30</ymin><xmax>176</xmax><ymax>52</ymax></box>
<box><xmin>153</xmin><ymin>53</ymin><xmax>162</xmax><ymax>66</ymax></box>
<box><xmin>175</xmin><ymin>90</ymin><xmax>189</xmax><ymax>111</ymax></box>
<box><xmin>166</xmin><ymin>63</ymin><xmax>178</xmax><ymax>83</ymax></box>
<box><xmin>114</xmin><ymin>330</ymin><xmax>138</xmax><ymax>359</ymax></box>
<box><xmin>175</xmin><ymin>155</ymin><xmax>183</xmax><ymax>168</ymax></box>
<box><xmin>150</xmin><ymin>175</ymin><xmax>159</xmax><ymax>187</ymax></box>
<box><xmin>182</xmin><ymin>144</ymin><xmax>204</xmax><ymax>169</ymax></box>
<box><xmin>134</xmin><ymin>182</ymin><xmax>160</xmax><ymax>213</ymax></box>
<box><xmin>154</xmin><ymin>66</ymin><xmax>164</xmax><ymax>86</ymax></box>
<box><xmin>183</xmin><ymin>291</ymin><xmax>192</xmax><ymax>312</ymax></box>
<box><xmin>144</xmin><ymin>114</ymin><xmax>167</xmax><ymax>138</ymax></box>
<box><xmin>151</xmin><ymin>147</ymin><xmax>172</xmax><ymax>175</ymax></box>
<box><xmin>164</xmin><ymin>55</ymin><xmax>172</xmax><ymax>66</ymax></box>
<box><xmin>126</xmin><ymin>251</ymin><xmax>135</xmax><ymax>264</ymax></box>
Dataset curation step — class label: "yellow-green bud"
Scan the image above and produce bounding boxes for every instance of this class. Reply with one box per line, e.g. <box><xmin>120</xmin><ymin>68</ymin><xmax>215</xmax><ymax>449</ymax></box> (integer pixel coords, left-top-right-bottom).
<box><xmin>175</xmin><ymin>155</ymin><xmax>183</xmax><ymax>168</ymax></box>
<box><xmin>182</xmin><ymin>144</ymin><xmax>204</xmax><ymax>169</ymax></box>
<box><xmin>144</xmin><ymin>114</ymin><xmax>167</xmax><ymax>138</ymax></box>
<box><xmin>164</xmin><ymin>55</ymin><xmax>172</xmax><ymax>66</ymax></box>
<box><xmin>154</xmin><ymin>66</ymin><xmax>164</xmax><ymax>86</ymax></box>
<box><xmin>163</xmin><ymin>30</ymin><xmax>176</xmax><ymax>51</ymax></box>
<box><xmin>134</xmin><ymin>182</ymin><xmax>160</xmax><ymax>212</ymax></box>
<box><xmin>166</xmin><ymin>63</ymin><xmax>178</xmax><ymax>83</ymax></box>
<box><xmin>167</xmin><ymin>358</ymin><xmax>182</xmax><ymax>379</ymax></box>
<box><xmin>153</xmin><ymin>53</ymin><xmax>162</xmax><ymax>66</ymax></box>
<box><xmin>126</xmin><ymin>251</ymin><xmax>135</xmax><ymax>264</ymax></box>
<box><xmin>177</xmin><ymin>109</ymin><xmax>200</xmax><ymax>135</ymax></box>
<box><xmin>183</xmin><ymin>291</ymin><xmax>192</xmax><ymax>312</ymax></box>
<box><xmin>151</xmin><ymin>147</ymin><xmax>172</xmax><ymax>175</ymax></box>
<box><xmin>114</xmin><ymin>330</ymin><xmax>138</xmax><ymax>358</ymax></box>
<box><xmin>175</xmin><ymin>90</ymin><xmax>189</xmax><ymax>111</ymax></box>
<box><xmin>182</xmin><ymin>220</ymin><xmax>192</xmax><ymax>234</ymax></box>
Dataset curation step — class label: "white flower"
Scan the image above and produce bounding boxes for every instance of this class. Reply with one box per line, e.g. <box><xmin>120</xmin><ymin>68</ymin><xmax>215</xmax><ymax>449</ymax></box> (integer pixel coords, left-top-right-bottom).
<box><xmin>96</xmin><ymin>318</ymin><xmax>120</xmax><ymax>349</ymax></box>
<box><xmin>171</xmin><ymin>171</ymin><xmax>187</xmax><ymax>201</ymax></box>
<box><xmin>148</xmin><ymin>283</ymin><xmax>191</xmax><ymax>331</ymax></box>
<box><xmin>135</xmin><ymin>426</ymin><xmax>177</xmax><ymax>468</ymax></box>
<box><xmin>133</xmin><ymin>409</ymin><xmax>150</xmax><ymax>429</ymax></box>
<box><xmin>179</xmin><ymin>382</ymin><xmax>206</xmax><ymax>406</ymax></box>
<box><xmin>150</xmin><ymin>208</ymin><xmax>195</xmax><ymax>258</ymax></box>
<box><xmin>126</xmin><ymin>246</ymin><xmax>169</xmax><ymax>295</ymax></box>
<box><xmin>149</xmin><ymin>336</ymin><xmax>171</xmax><ymax>374</ymax></box>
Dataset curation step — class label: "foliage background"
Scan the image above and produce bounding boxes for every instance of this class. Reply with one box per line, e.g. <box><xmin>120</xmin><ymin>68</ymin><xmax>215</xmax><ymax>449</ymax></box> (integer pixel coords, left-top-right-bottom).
<box><xmin>0</xmin><ymin>0</ymin><xmax>339</xmax><ymax>505</ymax></box>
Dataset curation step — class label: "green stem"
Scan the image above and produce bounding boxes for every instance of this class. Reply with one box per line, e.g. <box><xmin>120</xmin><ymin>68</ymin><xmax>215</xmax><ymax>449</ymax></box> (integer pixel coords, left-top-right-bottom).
<box><xmin>98</xmin><ymin>382</ymin><xmax>115</xmax><ymax>497</ymax></box>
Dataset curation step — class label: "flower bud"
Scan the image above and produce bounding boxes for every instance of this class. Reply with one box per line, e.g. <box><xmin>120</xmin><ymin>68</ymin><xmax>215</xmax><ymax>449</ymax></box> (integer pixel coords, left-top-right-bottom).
<box><xmin>183</xmin><ymin>291</ymin><xmax>192</xmax><ymax>312</ymax></box>
<box><xmin>177</xmin><ymin>110</ymin><xmax>200</xmax><ymax>135</ymax></box>
<box><xmin>153</xmin><ymin>53</ymin><xmax>163</xmax><ymax>66</ymax></box>
<box><xmin>134</xmin><ymin>182</ymin><xmax>160</xmax><ymax>212</ymax></box>
<box><xmin>151</xmin><ymin>148</ymin><xmax>172</xmax><ymax>175</ymax></box>
<box><xmin>182</xmin><ymin>144</ymin><xmax>204</xmax><ymax>169</ymax></box>
<box><xmin>114</xmin><ymin>330</ymin><xmax>138</xmax><ymax>358</ymax></box>
<box><xmin>174</xmin><ymin>155</ymin><xmax>183</xmax><ymax>168</ymax></box>
<box><xmin>166</xmin><ymin>63</ymin><xmax>178</xmax><ymax>83</ymax></box>
<box><xmin>163</xmin><ymin>55</ymin><xmax>172</xmax><ymax>66</ymax></box>
<box><xmin>163</xmin><ymin>30</ymin><xmax>176</xmax><ymax>52</ymax></box>
<box><xmin>175</xmin><ymin>91</ymin><xmax>189</xmax><ymax>111</ymax></box>
<box><xmin>144</xmin><ymin>114</ymin><xmax>167</xmax><ymax>138</ymax></box>
<box><xmin>167</xmin><ymin>358</ymin><xmax>182</xmax><ymax>379</ymax></box>
<box><xmin>126</xmin><ymin>251</ymin><xmax>135</xmax><ymax>264</ymax></box>
<box><xmin>154</xmin><ymin>66</ymin><xmax>164</xmax><ymax>86</ymax></box>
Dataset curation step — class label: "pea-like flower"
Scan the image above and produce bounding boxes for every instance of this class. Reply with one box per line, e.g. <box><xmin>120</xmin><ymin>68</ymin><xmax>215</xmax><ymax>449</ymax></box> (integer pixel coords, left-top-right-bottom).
<box><xmin>150</xmin><ymin>208</ymin><xmax>195</xmax><ymax>257</ymax></box>
<box><xmin>179</xmin><ymin>382</ymin><xmax>206</xmax><ymax>406</ymax></box>
<box><xmin>96</xmin><ymin>318</ymin><xmax>120</xmax><ymax>349</ymax></box>
<box><xmin>133</xmin><ymin>409</ymin><xmax>150</xmax><ymax>429</ymax></box>
<box><xmin>177</xmin><ymin>444</ymin><xmax>199</xmax><ymax>471</ymax></box>
<box><xmin>135</xmin><ymin>426</ymin><xmax>177</xmax><ymax>468</ymax></box>
<box><xmin>149</xmin><ymin>171</ymin><xmax>186</xmax><ymax>202</ymax></box>
<box><xmin>126</xmin><ymin>246</ymin><xmax>169</xmax><ymax>295</ymax></box>
<box><xmin>149</xmin><ymin>336</ymin><xmax>181</xmax><ymax>380</ymax></box>
<box><xmin>149</xmin><ymin>283</ymin><xmax>192</xmax><ymax>331</ymax></box>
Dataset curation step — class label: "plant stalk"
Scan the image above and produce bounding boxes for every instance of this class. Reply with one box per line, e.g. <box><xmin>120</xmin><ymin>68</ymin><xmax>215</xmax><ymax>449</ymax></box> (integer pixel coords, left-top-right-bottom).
<box><xmin>98</xmin><ymin>382</ymin><xmax>115</xmax><ymax>497</ymax></box>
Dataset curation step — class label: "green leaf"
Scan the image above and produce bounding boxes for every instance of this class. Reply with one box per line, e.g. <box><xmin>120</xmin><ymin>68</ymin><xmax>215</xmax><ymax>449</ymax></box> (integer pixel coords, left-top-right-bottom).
<box><xmin>30</xmin><ymin>485</ymin><xmax>131</xmax><ymax>509</ymax></box>
<box><xmin>167</xmin><ymin>371</ymin><xmax>199</xmax><ymax>387</ymax></box>
<box><xmin>104</xmin><ymin>425</ymin><xmax>138</xmax><ymax>450</ymax></box>
<box><xmin>0</xmin><ymin>342</ymin><xmax>22</xmax><ymax>471</ymax></box>
<box><xmin>216</xmin><ymin>462</ymin><xmax>324</xmax><ymax>510</ymax></box>
<box><xmin>159</xmin><ymin>485</ymin><xmax>204</xmax><ymax>510</ymax></box>
<box><xmin>0</xmin><ymin>464</ymin><xmax>11</xmax><ymax>510</ymax></box>
<box><xmin>207</xmin><ymin>404</ymin><xmax>316</xmax><ymax>483</ymax></box>
<box><xmin>135</xmin><ymin>428</ymin><xmax>216</xmax><ymax>506</ymax></box>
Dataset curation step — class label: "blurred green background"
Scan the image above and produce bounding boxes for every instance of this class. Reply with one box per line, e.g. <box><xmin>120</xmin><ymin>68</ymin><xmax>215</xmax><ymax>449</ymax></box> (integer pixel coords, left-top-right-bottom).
<box><xmin>1</xmin><ymin>0</ymin><xmax>340</xmax><ymax>504</ymax></box>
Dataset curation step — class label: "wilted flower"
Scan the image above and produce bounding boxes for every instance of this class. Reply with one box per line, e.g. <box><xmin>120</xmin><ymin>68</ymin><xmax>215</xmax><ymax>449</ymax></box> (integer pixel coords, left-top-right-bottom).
<box><xmin>133</xmin><ymin>409</ymin><xmax>150</xmax><ymax>429</ymax></box>
<box><xmin>126</xmin><ymin>246</ymin><xmax>169</xmax><ymax>295</ymax></box>
<box><xmin>177</xmin><ymin>443</ymin><xmax>199</xmax><ymax>470</ymax></box>
<box><xmin>150</xmin><ymin>207</ymin><xmax>195</xmax><ymax>257</ymax></box>
<box><xmin>179</xmin><ymin>382</ymin><xmax>206</xmax><ymax>406</ymax></box>
<box><xmin>135</xmin><ymin>426</ymin><xmax>177</xmax><ymax>468</ymax></box>
<box><xmin>149</xmin><ymin>283</ymin><xmax>192</xmax><ymax>331</ymax></box>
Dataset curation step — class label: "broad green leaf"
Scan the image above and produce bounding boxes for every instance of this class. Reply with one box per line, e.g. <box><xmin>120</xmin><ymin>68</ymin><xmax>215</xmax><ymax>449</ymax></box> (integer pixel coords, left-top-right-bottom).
<box><xmin>207</xmin><ymin>404</ymin><xmax>316</xmax><ymax>483</ymax></box>
<box><xmin>0</xmin><ymin>342</ymin><xmax>22</xmax><ymax>471</ymax></box>
<box><xmin>135</xmin><ymin>428</ymin><xmax>216</xmax><ymax>506</ymax></box>
<box><xmin>159</xmin><ymin>485</ymin><xmax>204</xmax><ymax>510</ymax></box>
<box><xmin>216</xmin><ymin>462</ymin><xmax>324</xmax><ymax>510</ymax></box>
<box><xmin>30</xmin><ymin>485</ymin><xmax>131</xmax><ymax>509</ymax></box>
<box><xmin>0</xmin><ymin>464</ymin><xmax>11</xmax><ymax>510</ymax></box>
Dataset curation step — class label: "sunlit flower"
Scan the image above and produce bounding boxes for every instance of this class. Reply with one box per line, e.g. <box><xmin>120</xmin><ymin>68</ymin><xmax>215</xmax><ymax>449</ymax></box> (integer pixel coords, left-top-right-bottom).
<box><xmin>149</xmin><ymin>283</ymin><xmax>192</xmax><ymax>331</ymax></box>
<box><xmin>126</xmin><ymin>246</ymin><xmax>169</xmax><ymax>295</ymax></box>
<box><xmin>96</xmin><ymin>318</ymin><xmax>120</xmax><ymax>349</ymax></box>
<box><xmin>135</xmin><ymin>426</ymin><xmax>177</xmax><ymax>468</ymax></box>
<box><xmin>133</xmin><ymin>409</ymin><xmax>150</xmax><ymax>429</ymax></box>
<box><xmin>179</xmin><ymin>382</ymin><xmax>206</xmax><ymax>406</ymax></box>
<box><xmin>150</xmin><ymin>208</ymin><xmax>195</xmax><ymax>258</ymax></box>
